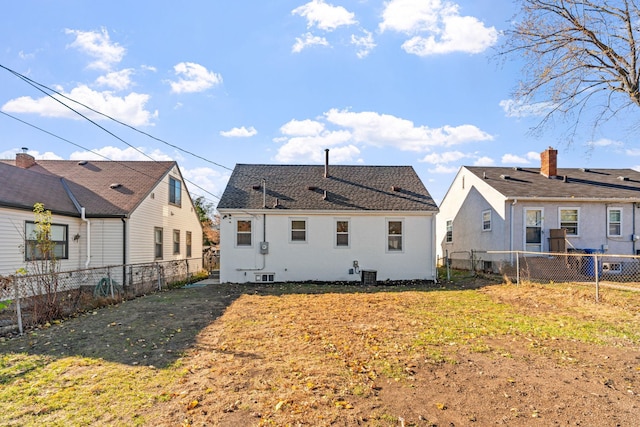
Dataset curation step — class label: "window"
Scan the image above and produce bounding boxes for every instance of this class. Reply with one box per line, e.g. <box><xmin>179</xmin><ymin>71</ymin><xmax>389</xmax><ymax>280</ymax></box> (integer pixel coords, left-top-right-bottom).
<box><xmin>24</xmin><ymin>222</ymin><xmax>68</xmax><ymax>261</ymax></box>
<box><xmin>387</xmin><ymin>220</ymin><xmax>403</xmax><ymax>251</ymax></box>
<box><xmin>608</xmin><ymin>208</ymin><xmax>622</xmax><ymax>237</ymax></box>
<box><xmin>154</xmin><ymin>227</ymin><xmax>163</xmax><ymax>259</ymax></box>
<box><xmin>291</xmin><ymin>219</ymin><xmax>307</xmax><ymax>242</ymax></box>
<box><xmin>255</xmin><ymin>273</ymin><xmax>275</xmax><ymax>282</ymax></box>
<box><xmin>445</xmin><ymin>220</ymin><xmax>453</xmax><ymax>243</ymax></box>
<box><xmin>173</xmin><ymin>230</ymin><xmax>180</xmax><ymax>254</ymax></box>
<box><xmin>559</xmin><ymin>208</ymin><xmax>579</xmax><ymax>236</ymax></box>
<box><xmin>186</xmin><ymin>231</ymin><xmax>192</xmax><ymax>257</ymax></box>
<box><xmin>169</xmin><ymin>176</ymin><xmax>182</xmax><ymax>206</ymax></box>
<box><xmin>482</xmin><ymin>210</ymin><xmax>491</xmax><ymax>231</ymax></box>
<box><xmin>236</xmin><ymin>220</ymin><xmax>252</xmax><ymax>246</ymax></box>
<box><xmin>336</xmin><ymin>220</ymin><xmax>349</xmax><ymax>247</ymax></box>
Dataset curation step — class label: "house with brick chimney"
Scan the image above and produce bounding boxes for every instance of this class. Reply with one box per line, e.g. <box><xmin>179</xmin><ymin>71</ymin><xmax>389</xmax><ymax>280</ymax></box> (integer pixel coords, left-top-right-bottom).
<box><xmin>217</xmin><ymin>150</ymin><xmax>438</xmax><ymax>283</ymax></box>
<box><xmin>437</xmin><ymin>147</ymin><xmax>640</xmax><ymax>271</ymax></box>
<box><xmin>0</xmin><ymin>151</ymin><xmax>203</xmax><ymax>277</ymax></box>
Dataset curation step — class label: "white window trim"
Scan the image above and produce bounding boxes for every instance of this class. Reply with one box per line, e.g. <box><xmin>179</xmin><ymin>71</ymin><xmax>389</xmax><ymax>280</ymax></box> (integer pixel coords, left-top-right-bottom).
<box><xmin>235</xmin><ymin>218</ymin><xmax>253</xmax><ymax>248</ymax></box>
<box><xmin>289</xmin><ymin>217</ymin><xmax>308</xmax><ymax>243</ymax></box>
<box><xmin>445</xmin><ymin>219</ymin><xmax>453</xmax><ymax>243</ymax></box>
<box><xmin>482</xmin><ymin>209</ymin><xmax>492</xmax><ymax>232</ymax></box>
<box><xmin>559</xmin><ymin>207</ymin><xmax>580</xmax><ymax>237</ymax></box>
<box><xmin>607</xmin><ymin>207</ymin><xmax>623</xmax><ymax>237</ymax></box>
<box><xmin>386</xmin><ymin>218</ymin><xmax>404</xmax><ymax>253</ymax></box>
<box><xmin>335</xmin><ymin>218</ymin><xmax>350</xmax><ymax>248</ymax></box>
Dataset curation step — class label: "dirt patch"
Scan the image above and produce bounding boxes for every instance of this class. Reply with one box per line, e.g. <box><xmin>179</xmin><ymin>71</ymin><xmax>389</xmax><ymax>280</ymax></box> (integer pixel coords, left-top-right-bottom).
<box><xmin>1</xmin><ymin>279</ymin><xmax>639</xmax><ymax>426</ymax></box>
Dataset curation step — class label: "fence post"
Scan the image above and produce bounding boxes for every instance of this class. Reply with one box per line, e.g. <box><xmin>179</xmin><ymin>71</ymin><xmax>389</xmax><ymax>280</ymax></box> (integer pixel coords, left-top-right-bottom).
<box><xmin>107</xmin><ymin>267</ymin><xmax>115</xmax><ymax>299</ymax></box>
<box><xmin>594</xmin><ymin>253</ymin><xmax>600</xmax><ymax>303</ymax></box>
<box><xmin>516</xmin><ymin>252</ymin><xmax>520</xmax><ymax>285</ymax></box>
<box><xmin>14</xmin><ymin>276</ymin><xmax>23</xmax><ymax>335</ymax></box>
<box><xmin>445</xmin><ymin>249</ymin><xmax>450</xmax><ymax>281</ymax></box>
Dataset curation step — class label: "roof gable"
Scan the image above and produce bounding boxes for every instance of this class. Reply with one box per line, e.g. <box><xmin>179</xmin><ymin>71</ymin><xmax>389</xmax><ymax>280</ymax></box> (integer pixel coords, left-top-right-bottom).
<box><xmin>218</xmin><ymin>164</ymin><xmax>437</xmax><ymax>212</ymax></box>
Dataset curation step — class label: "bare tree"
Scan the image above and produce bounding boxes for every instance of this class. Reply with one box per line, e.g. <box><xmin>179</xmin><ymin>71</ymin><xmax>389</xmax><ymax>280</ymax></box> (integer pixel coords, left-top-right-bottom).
<box><xmin>501</xmin><ymin>0</ymin><xmax>640</xmax><ymax>141</ymax></box>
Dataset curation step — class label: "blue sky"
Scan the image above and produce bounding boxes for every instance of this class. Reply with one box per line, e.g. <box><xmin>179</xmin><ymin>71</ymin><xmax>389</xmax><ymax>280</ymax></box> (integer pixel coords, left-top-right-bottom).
<box><xmin>1</xmin><ymin>0</ymin><xmax>639</xmax><ymax>207</ymax></box>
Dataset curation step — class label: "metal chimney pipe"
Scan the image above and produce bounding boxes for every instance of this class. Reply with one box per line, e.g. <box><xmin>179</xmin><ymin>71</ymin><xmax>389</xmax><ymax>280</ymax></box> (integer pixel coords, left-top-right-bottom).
<box><xmin>324</xmin><ymin>149</ymin><xmax>329</xmax><ymax>178</ymax></box>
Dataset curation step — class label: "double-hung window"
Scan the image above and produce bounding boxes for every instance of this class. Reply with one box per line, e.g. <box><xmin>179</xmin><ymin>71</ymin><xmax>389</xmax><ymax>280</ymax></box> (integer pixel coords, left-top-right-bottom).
<box><xmin>169</xmin><ymin>176</ymin><xmax>182</xmax><ymax>206</ymax></box>
<box><xmin>336</xmin><ymin>220</ymin><xmax>349</xmax><ymax>247</ymax></box>
<box><xmin>559</xmin><ymin>208</ymin><xmax>579</xmax><ymax>236</ymax></box>
<box><xmin>24</xmin><ymin>222</ymin><xmax>69</xmax><ymax>261</ymax></box>
<box><xmin>290</xmin><ymin>219</ymin><xmax>307</xmax><ymax>242</ymax></box>
<box><xmin>387</xmin><ymin>220</ymin><xmax>403</xmax><ymax>251</ymax></box>
<box><xmin>445</xmin><ymin>220</ymin><xmax>453</xmax><ymax>243</ymax></box>
<box><xmin>236</xmin><ymin>220</ymin><xmax>252</xmax><ymax>246</ymax></box>
<box><xmin>173</xmin><ymin>230</ymin><xmax>180</xmax><ymax>254</ymax></box>
<box><xmin>154</xmin><ymin>227</ymin><xmax>163</xmax><ymax>259</ymax></box>
<box><xmin>607</xmin><ymin>208</ymin><xmax>622</xmax><ymax>237</ymax></box>
<box><xmin>482</xmin><ymin>210</ymin><xmax>491</xmax><ymax>231</ymax></box>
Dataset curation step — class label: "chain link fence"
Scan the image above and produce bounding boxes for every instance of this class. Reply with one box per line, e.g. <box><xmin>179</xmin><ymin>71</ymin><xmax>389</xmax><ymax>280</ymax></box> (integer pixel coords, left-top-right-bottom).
<box><xmin>441</xmin><ymin>249</ymin><xmax>640</xmax><ymax>301</ymax></box>
<box><xmin>0</xmin><ymin>258</ymin><xmax>204</xmax><ymax>336</ymax></box>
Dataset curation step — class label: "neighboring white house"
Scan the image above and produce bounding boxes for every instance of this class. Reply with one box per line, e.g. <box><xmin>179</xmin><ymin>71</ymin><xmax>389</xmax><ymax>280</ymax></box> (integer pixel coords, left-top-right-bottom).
<box><xmin>0</xmin><ymin>151</ymin><xmax>203</xmax><ymax>277</ymax></box>
<box><xmin>217</xmin><ymin>152</ymin><xmax>438</xmax><ymax>283</ymax></box>
<box><xmin>437</xmin><ymin>147</ymin><xmax>640</xmax><ymax>270</ymax></box>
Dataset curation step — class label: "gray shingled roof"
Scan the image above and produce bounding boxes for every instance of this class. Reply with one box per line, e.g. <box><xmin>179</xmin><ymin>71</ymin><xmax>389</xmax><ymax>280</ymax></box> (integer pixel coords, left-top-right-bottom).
<box><xmin>0</xmin><ymin>159</ymin><xmax>176</xmax><ymax>217</ymax></box>
<box><xmin>218</xmin><ymin>164</ymin><xmax>438</xmax><ymax>211</ymax></box>
<box><xmin>466</xmin><ymin>166</ymin><xmax>640</xmax><ymax>199</ymax></box>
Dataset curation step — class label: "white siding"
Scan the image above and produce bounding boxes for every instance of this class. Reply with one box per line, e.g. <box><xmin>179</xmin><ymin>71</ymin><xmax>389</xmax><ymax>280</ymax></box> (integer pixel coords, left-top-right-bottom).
<box><xmin>0</xmin><ymin>207</ymin><xmax>84</xmax><ymax>276</ymax></box>
<box><xmin>128</xmin><ymin>168</ymin><xmax>203</xmax><ymax>267</ymax></box>
<box><xmin>220</xmin><ymin>210</ymin><xmax>436</xmax><ymax>283</ymax></box>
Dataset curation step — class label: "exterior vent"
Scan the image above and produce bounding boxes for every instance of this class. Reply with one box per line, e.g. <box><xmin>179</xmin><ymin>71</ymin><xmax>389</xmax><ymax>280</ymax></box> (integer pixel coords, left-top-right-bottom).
<box><xmin>322</xmin><ymin>190</ymin><xmax>328</xmax><ymax>200</ymax></box>
<box><xmin>483</xmin><ymin>172</ymin><xmax>487</xmax><ymax>179</ymax></box>
<box><xmin>252</xmin><ymin>184</ymin><xmax>262</xmax><ymax>190</ymax></box>
<box><xmin>580</xmin><ymin>168</ymin><xmax>590</xmax><ymax>172</ymax></box>
<box><xmin>512</xmin><ymin>167</ymin><xmax>521</xmax><ymax>171</ymax></box>
<box><xmin>109</xmin><ymin>183</ymin><xmax>122</xmax><ymax>189</ymax></box>
<box><xmin>78</xmin><ymin>160</ymin><xmax>88</xmax><ymax>166</ymax></box>
<box><xmin>273</xmin><ymin>198</ymin><xmax>280</xmax><ymax>208</ymax></box>
<box><xmin>307</xmin><ymin>185</ymin><xmax>317</xmax><ymax>191</ymax></box>
<box><xmin>500</xmin><ymin>174</ymin><xmax>510</xmax><ymax>180</ymax></box>
<box><xmin>562</xmin><ymin>175</ymin><xmax>568</xmax><ymax>182</ymax></box>
<box><xmin>618</xmin><ymin>176</ymin><xmax>629</xmax><ymax>181</ymax></box>
<box><xmin>391</xmin><ymin>186</ymin><xmax>401</xmax><ymax>191</ymax></box>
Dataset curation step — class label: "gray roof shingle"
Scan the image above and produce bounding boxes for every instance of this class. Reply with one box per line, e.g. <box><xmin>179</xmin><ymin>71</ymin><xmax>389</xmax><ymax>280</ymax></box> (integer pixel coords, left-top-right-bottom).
<box><xmin>466</xmin><ymin>166</ymin><xmax>640</xmax><ymax>200</ymax></box>
<box><xmin>218</xmin><ymin>164</ymin><xmax>438</xmax><ymax>211</ymax></box>
<box><xmin>0</xmin><ymin>159</ymin><xmax>176</xmax><ymax>217</ymax></box>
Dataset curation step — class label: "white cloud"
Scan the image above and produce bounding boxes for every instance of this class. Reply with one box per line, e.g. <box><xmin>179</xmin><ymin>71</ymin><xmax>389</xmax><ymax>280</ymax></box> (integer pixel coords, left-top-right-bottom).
<box><xmin>324</xmin><ymin>109</ymin><xmax>493</xmax><ymax>151</ymax></box>
<box><xmin>501</xmin><ymin>153</ymin><xmax>530</xmax><ymax>164</ymax></box>
<box><xmin>95</xmin><ymin>69</ymin><xmax>134</xmax><ymax>90</ymax></box>
<box><xmin>169</xmin><ymin>62</ymin><xmax>222</xmax><ymax>94</ymax></box>
<box><xmin>292</xmin><ymin>32</ymin><xmax>330</xmax><ymax>53</ymax></box>
<box><xmin>499</xmin><ymin>99</ymin><xmax>555</xmax><ymax>118</ymax></box>
<box><xmin>65</xmin><ymin>28</ymin><xmax>125</xmax><ymax>70</ymax></box>
<box><xmin>0</xmin><ymin>148</ymin><xmax>63</xmax><ymax>160</ymax></box>
<box><xmin>627</xmin><ymin>148</ymin><xmax>640</xmax><ymax>156</ymax></box>
<box><xmin>351</xmin><ymin>30</ymin><xmax>376</xmax><ymax>58</ymax></box>
<box><xmin>280</xmin><ymin>119</ymin><xmax>325</xmax><ymax>136</ymax></box>
<box><xmin>428</xmin><ymin>164</ymin><xmax>458</xmax><ymax>174</ymax></box>
<box><xmin>587</xmin><ymin>138</ymin><xmax>623</xmax><ymax>148</ymax></box>
<box><xmin>420</xmin><ymin>150</ymin><xmax>468</xmax><ymax>164</ymax></box>
<box><xmin>526</xmin><ymin>151</ymin><xmax>540</xmax><ymax>161</ymax></box>
<box><xmin>219</xmin><ymin>126</ymin><xmax>258</xmax><ymax>138</ymax></box>
<box><xmin>182</xmin><ymin>166</ymin><xmax>230</xmax><ymax>203</ymax></box>
<box><xmin>69</xmin><ymin>146</ymin><xmax>174</xmax><ymax>161</ymax></box>
<box><xmin>379</xmin><ymin>0</ymin><xmax>498</xmax><ymax>56</ymax></box>
<box><xmin>474</xmin><ymin>156</ymin><xmax>494</xmax><ymax>166</ymax></box>
<box><xmin>292</xmin><ymin>0</ymin><xmax>357</xmax><ymax>31</ymax></box>
<box><xmin>274</xmin><ymin>108</ymin><xmax>492</xmax><ymax>163</ymax></box>
<box><xmin>2</xmin><ymin>84</ymin><xmax>157</xmax><ymax>126</ymax></box>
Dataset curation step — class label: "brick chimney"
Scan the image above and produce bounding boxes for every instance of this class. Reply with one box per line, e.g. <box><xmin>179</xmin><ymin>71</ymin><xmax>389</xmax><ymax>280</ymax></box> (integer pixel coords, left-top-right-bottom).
<box><xmin>540</xmin><ymin>147</ymin><xmax>557</xmax><ymax>178</ymax></box>
<box><xmin>16</xmin><ymin>148</ymin><xmax>36</xmax><ymax>169</ymax></box>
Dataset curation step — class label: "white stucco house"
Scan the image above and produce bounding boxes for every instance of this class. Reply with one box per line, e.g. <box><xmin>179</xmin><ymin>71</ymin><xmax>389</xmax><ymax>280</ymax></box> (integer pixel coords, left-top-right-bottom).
<box><xmin>217</xmin><ymin>152</ymin><xmax>438</xmax><ymax>283</ymax></box>
<box><xmin>437</xmin><ymin>147</ymin><xmax>640</xmax><ymax>271</ymax></box>
<box><xmin>0</xmin><ymin>151</ymin><xmax>203</xmax><ymax>277</ymax></box>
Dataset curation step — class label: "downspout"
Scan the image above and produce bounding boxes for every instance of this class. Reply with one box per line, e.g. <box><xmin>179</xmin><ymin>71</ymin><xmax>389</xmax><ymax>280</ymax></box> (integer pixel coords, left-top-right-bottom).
<box><xmin>81</xmin><ymin>208</ymin><xmax>91</xmax><ymax>268</ymax></box>
<box><xmin>121</xmin><ymin>217</ymin><xmax>127</xmax><ymax>286</ymax></box>
<box><xmin>431</xmin><ymin>213</ymin><xmax>437</xmax><ymax>282</ymax></box>
<box><xmin>634</xmin><ymin>202</ymin><xmax>637</xmax><ymax>255</ymax></box>
<box><xmin>510</xmin><ymin>199</ymin><xmax>518</xmax><ymax>264</ymax></box>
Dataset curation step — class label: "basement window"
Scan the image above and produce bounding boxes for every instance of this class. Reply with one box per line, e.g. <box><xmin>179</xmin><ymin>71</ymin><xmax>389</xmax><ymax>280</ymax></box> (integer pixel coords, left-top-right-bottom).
<box><xmin>255</xmin><ymin>273</ymin><xmax>275</xmax><ymax>282</ymax></box>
